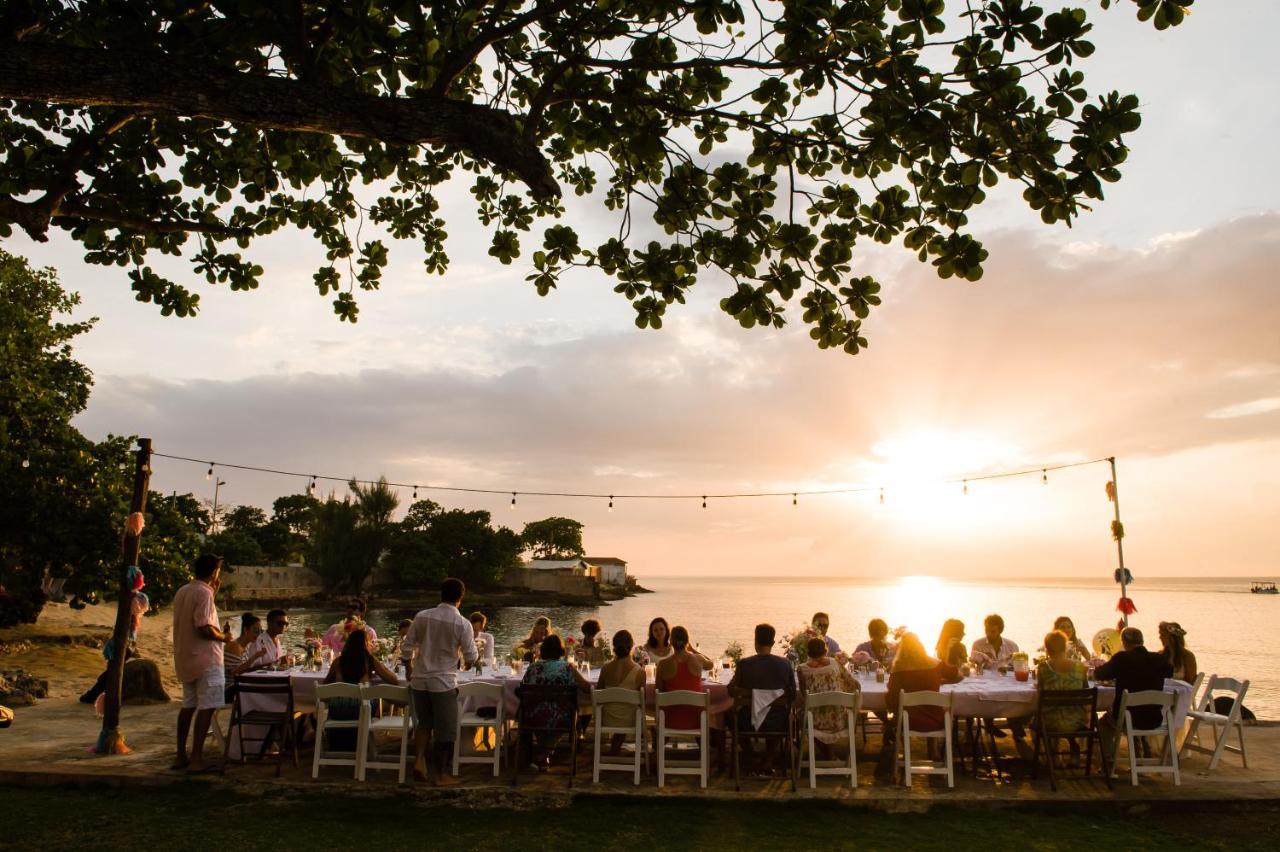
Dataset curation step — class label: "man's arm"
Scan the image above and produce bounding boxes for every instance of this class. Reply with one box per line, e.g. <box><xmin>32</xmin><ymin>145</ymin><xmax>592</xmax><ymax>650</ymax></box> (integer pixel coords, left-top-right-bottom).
<box><xmin>401</xmin><ymin>615</ymin><xmax>423</xmax><ymax>665</ymax></box>
<box><xmin>1095</xmin><ymin>653</ymin><xmax>1121</xmax><ymax>682</ymax></box>
<box><xmin>458</xmin><ymin>619</ymin><xmax>478</xmax><ymax>667</ymax></box>
<box><xmin>196</xmin><ymin>624</ymin><xmax>229</xmax><ymax>643</ymax></box>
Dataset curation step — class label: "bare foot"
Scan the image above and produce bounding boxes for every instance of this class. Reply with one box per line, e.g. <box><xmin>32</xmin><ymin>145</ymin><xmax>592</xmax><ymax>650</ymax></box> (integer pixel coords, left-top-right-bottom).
<box><xmin>412</xmin><ymin>768</ymin><xmax>430</xmax><ymax>784</ymax></box>
<box><xmin>170</xmin><ymin>756</ymin><xmax>189</xmax><ymax>771</ymax></box>
<box><xmin>434</xmin><ymin>773</ymin><xmax>462</xmax><ymax>787</ymax></box>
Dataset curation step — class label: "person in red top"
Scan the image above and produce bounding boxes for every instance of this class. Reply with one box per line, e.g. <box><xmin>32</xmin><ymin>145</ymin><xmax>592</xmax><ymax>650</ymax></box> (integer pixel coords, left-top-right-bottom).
<box><xmin>655</xmin><ymin>625</ymin><xmax>713</xmax><ymax>730</ymax></box>
<box><xmin>876</xmin><ymin>631</ymin><xmax>961</xmax><ymax>778</ymax></box>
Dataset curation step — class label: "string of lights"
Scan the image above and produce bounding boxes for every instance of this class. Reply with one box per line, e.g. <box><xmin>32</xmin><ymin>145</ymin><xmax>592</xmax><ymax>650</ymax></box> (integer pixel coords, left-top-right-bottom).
<box><xmin>154</xmin><ymin>451</ymin><xmax>1113</xmax><ymax>508</ymax></box>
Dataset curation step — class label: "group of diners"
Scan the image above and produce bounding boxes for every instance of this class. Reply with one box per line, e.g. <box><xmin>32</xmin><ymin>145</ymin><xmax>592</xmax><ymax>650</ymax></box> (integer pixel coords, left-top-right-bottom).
<box><xmin>169</xmin><ymin>555</ymin><xmax>1201</xmax><ymax>783</ymax></box>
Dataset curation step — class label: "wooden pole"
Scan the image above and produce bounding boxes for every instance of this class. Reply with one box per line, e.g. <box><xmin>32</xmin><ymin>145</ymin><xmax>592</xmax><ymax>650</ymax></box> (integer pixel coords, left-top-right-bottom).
<box><xmin>97</xmin><ymin>437</ymin><xmax>151</xmax><ymax>754</ymax></box>
<box><xmin>1109</xmin><ymin>456</ymin><xmax>1129</xmax><ymax>627</ymax></box>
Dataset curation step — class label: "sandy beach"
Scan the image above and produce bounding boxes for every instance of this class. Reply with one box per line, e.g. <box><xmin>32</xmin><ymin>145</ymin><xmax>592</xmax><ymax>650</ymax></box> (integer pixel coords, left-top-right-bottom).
<box><xmin>0</xmin><ymin>602</ymin><xmax>179</xmax><ymax>701</ymax></box>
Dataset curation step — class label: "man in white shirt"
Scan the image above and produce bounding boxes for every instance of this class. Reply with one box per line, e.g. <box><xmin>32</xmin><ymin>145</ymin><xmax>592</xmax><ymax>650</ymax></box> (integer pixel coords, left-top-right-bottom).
<box><xmin>469</xmin><ymin>612</ymin><xmax>497</xmax><ymax>669</ymax></box>
<box><xmin>970</xmin><ymin>613</ymin><xmax>1020</xmax><ymax>665</ymax></box>
<box><xmin>249</xmin><ymin>609</ymin><xmax>288</xmax><ymax>667</ymax></box>
<box><xmin>402</xmin><ymin>577</ymin><xmax>477</xmax><ymax>786</ymax></box>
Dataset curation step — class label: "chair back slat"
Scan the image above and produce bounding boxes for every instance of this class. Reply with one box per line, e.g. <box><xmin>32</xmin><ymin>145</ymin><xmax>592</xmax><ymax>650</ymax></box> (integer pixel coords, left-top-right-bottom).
<box><xmin>1208</xmin><ymin>675</ymin><xmax>1248</xmax><ymax>696</ymax></box>
<box><xmin>804</xmin><ymin>690</ymin><xmax>860</xmax><ymax>711</ymax></box>
<box><xmin>315</xmin><ymin>682</ymin><xmax>363</xmax><ymax>702</ymax></box>
<box><xmin>593</xmin><ymin>687</ymin><xmax>643</xmax><ymax>708</ymax></box>
<box><xmin>235</xmin><ymin>675</ymin><xmax>293</xmax><ymax>694</ymax></box>
<box><xmin>656</xmin><ymin>689</ymin><xmax>709</xmax><ymax>708</ymax></box>
<box><xmin>1119</xmin><ymin>689</ymin><xmax>1175</xmax><ymax>710</ymax></box>
<box><xmin>900</xmin><ymin>690</ymin><xmax>951</xmax><ymax>709</ymax></box>
<box><xmin>1037</xmin><ymin>686</ymin><xmax>1098</xmax><ymax>709</ymax></box>
<box><xmin>457</xmin><ymin>681</ymin><xmax>503</xmax><ymax>703</ymax></box>
<box><xmin>363</xmin><ymin>683</ymin><xmax>411</xmax><ymax>703</ymax></box>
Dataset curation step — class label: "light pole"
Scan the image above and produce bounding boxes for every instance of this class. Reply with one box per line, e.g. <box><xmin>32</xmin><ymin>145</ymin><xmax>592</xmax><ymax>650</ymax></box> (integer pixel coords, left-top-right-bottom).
<box><xmin>211</xmin><ymin>478</ymin><xmax>227</xmax><ymax>534</ymax></box>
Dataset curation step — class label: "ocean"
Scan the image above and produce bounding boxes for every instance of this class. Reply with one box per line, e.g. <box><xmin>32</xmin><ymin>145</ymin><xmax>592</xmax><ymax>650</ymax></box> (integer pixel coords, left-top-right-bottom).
<box><xmin>284</xmin><ymin>574</ymin><xmax>1278</xmax><ymax>720</ymax></box>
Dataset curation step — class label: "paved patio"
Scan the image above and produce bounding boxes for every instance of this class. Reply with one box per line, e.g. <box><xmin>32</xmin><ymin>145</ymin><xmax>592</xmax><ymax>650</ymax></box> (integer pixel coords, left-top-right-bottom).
<box><xmin>2</xmin><ymin>697</ymin><xmax>1276</xmax><ymax>808</ymax></box>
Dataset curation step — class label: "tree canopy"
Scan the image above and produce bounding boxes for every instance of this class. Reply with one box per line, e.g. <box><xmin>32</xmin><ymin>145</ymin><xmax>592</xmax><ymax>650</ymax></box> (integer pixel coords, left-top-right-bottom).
<box><xmin>386</xmin><ymin>499</ymin><xmax>523</xmax><ymax>590</ymax></box>
<box><xmin>521</xmin><ymin>516</ymin><xmax>585</xmax><ymax>560</ymax></box>
<box><xmin>0</xmin><ymin>1</ymin><xmax>1188</xmax><ymax>352</ymax></box>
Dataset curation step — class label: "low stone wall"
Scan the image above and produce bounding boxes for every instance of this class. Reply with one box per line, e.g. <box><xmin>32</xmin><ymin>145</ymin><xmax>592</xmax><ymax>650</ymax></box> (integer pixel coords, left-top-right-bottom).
<box><xmin>503</xmin><ymin>568</ymin><xmax>598</xmax><ymax>599</ymax></box>
<box><xmin>224</xmin><ymin>564</ymin><xmax>324</xmax><ymax>601</ymax></box>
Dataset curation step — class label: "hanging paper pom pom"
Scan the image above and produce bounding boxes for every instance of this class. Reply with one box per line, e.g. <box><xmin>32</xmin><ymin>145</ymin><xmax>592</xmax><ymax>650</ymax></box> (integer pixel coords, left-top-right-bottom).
<box><xmin>126</xmin><ymin>565</ymin><xmax>145</xmax><ymax>591</ymax></box>
<box><xmin>1114</xmin><ymin>567</ymin><xmax>1133</xmax><ymax>585</ymax></box>
<box><xmin>1116</xmin><ymin>596</ymin><xmax>1138</xmax><ymax>616</ymax></box>
<box><xmin>1110</xmin><ymin>520</ymin><xmax>1125</xmax><ymax>541</ymax></box>
<box><xmin>125</xmin><ymin>512</ymin><xmax>145</xmax><ymax>536</ymax></box>
<box><xmin>130</xmin><ymin>591</ymin><xmax>150</xmax><ymax>616</ymax></box>
<box><xmin>1105</xmin><ymin>481</ymin><xmax>1116</xmax><ymax>502</ymax></box>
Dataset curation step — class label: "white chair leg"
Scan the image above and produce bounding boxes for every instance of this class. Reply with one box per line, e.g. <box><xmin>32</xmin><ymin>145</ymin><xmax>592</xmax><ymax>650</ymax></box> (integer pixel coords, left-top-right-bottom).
<box><xmin>1237</xmin><ymin>720</ymin><xmax>1249</xmax><ymax>769</ymax></box>
<box><xmin>944</xmin><ymin>716</ymin><xmax>955</xmax><ymax>789</ymax></box>
<box><xmin>901</xmin><ymin>714</ymin><xmax>912</xmax><ymax>788</ymax></box>
<box><xmin>849</xmin><ymin>709</ymin><xmax>858</xmax><ymax>789</ymax></box>
<box><xmin>312</xmin><ymin>708</ymin><xmax>324</xmax><ymax>779</ymax></box>
<box><xmin>1128</xmin><ymin>729</ymin><xmax>1139</xmax><ymax>787</ymax></box>
<box><xmin>657</xmin><ymin>721</ymin><xmax>666</xmax><ymax>787</ymax></box>
<box><xmin>808</xmin><ymin>721</ymin><xmax>817</xmax><ymax>789</ymax></box>
<box><xmin>1170</xmin><ymin>734</ymin><xmax>1181</xmax><ymax>786</ymax></box>
<box><xmin>398</xmin><ymin>723</ymin><xmax>409</xmax><ymax>784</ymax></box>
<box><xmin>355</xmin><ymin>716</ymin><xmax>369</xmax><ymax>781</ymax></box>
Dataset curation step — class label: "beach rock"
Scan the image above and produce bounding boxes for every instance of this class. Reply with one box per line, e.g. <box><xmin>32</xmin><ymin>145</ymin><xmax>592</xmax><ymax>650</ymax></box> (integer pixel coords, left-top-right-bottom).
<box><xmin>0</xmin><ymin>669</ymin><xmax>49</xmax><ymax>706</ymax></box>
<box><xmin>121</xmin><ymin>658</ymin><xmax>170</xmax><ymax>704</ymax></box>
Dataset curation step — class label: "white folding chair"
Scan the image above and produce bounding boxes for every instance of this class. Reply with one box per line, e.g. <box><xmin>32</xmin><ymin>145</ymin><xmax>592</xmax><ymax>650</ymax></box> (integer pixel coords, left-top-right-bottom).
<box><xmin>800</xmin><ymin>691</ymin><xmax>860</xmax><ymax>788</ymax></box>
<box><xmin>1181</xmin><ymin>676</ymin><xmax>1250</xmax><ymax>771</ymax></box>
<box><xmin>453</xmin><ymin>682</ymin><xmax>507</xmax><ymax>778</ymax></box>
<box><xmin>208</xmin><ymin>703</ymin><xmax>234</xmax><ymax>753</ymax></box>
<box><xmin>312</xmin><ymin>683</ymin><xmax>368</xmax><ymax>779</ymax></box>
<box><xmin>592</xmin><ymin>687</ymin><xmax>648</xmax><ymax>785</ymax></box>
<box><xmin>1112</xmin><ymin>689</ymin><xmax>1180</xmax><ymax>786</ymax></box>
<box><xmin>655</xmin><ymin>690</ymin><xmax>709</xmax><ymax>788</ymax></box>
<box><xmin>360</xmin><ymin>683</ymin><xmax>413</xmax><ymax>782</ymax></box>
<box><xmin>897</xmin><ymin>691</ymin><xmax>954</xmax><ymax>789</ymax></box>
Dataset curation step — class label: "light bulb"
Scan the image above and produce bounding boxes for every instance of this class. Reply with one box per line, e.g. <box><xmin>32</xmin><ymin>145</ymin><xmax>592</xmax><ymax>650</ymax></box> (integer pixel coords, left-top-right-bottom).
<box><xmin>413</xmin><ymin>485</ymin><xmax>418</xmax><ymax>499</ymax></box>
<box><xmin>1042</xmin><ymin>469</ymin><xmax>1048</xmax><ymax>484</ymax></box>
<box><xmin>701</xmin><ymin>496</ymin><xmax>707</xmax><ymax>509</ymax></box>
<box><xmin>792</xmin><ymin>493</ymin><xmax>797</xmax><ymax>507</ymax></box>
<box><xmin>879</xmin><ymin>487</ymin><xmax>885</xmax><ymax>505</ymax></box>
<box><xmin>21</xmin><ymin>459</ymin><xmax>30</xmax><ymax>469</ymax></box>
<box><xmin>608</xmin><ymin>496</ymin><xmax>614</xmax><ymax>512</ymax></box>
<box><xmin>963</xmin><ymin>480</ymin><xmax>968</xmax><ymax>496</ymax></box>
<box><xmin>511</xmin><ymin>492</ymin><xmax>517</xmax><ymax>508</ymax></box>
<box><xmin>206</xmin><ymin>463</ymin><xmax>214</xmax><ymax>480</ymax></box>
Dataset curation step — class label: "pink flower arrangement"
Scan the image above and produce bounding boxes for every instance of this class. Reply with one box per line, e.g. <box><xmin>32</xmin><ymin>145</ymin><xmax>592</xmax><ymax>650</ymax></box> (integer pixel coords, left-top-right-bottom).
<box><xmin>851</xmin><ymin>650</ymin><xmax>872</xmax><ymax>665</ymax></box>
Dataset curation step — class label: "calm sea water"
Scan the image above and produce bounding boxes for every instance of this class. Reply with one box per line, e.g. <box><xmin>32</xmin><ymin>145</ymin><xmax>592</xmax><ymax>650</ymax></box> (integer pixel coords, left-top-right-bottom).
<box><xmin>281</xmin><ymin>575</ymin><xmax>1279</xmax><ymax>720</ymax></box>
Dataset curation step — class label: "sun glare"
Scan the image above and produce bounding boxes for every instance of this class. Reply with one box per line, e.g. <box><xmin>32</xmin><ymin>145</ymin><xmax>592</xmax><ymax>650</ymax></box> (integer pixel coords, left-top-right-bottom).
<box><xmin>885</xmin><ymin>575</ymin><xmax>949</xmax><ymax>646</ymax></box>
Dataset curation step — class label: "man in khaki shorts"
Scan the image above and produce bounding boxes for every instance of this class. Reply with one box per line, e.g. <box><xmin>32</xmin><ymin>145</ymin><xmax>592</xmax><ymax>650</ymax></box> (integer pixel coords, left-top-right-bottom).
<box><xmin>171</xmin><ymin>554</ymin><xmax>230</xmax><ymax>772</ymax></box>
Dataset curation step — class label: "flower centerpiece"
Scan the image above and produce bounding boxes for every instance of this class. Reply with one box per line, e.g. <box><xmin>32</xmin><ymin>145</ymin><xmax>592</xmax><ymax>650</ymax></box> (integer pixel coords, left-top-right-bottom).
<box><xmin>593</xmin><ymin>631</ymin><xmax>614</xmax><ymax>663</ymax></box>
<box><xmin>373</xmin><ymin>637</ymin><xmax>396</xmax><ymax>662</ymax></box>
<box><xmin>296</xmin><ymin>636</ymin><xmax>322</xmax><ymax>669</ymax></box>
<box><xmin>782</xmin><ymin>624</ymin><xmax>822</xmax><ymax>664</ymax></box>
<box><xmin>723</xmin><ymin>641</ymin><xmax>744</xmax><ymax>665</ymax></box>
<box><xmin>631</xmin><ymin>646</ymin><xmax>651</xmax><ymax>665</ymax></box>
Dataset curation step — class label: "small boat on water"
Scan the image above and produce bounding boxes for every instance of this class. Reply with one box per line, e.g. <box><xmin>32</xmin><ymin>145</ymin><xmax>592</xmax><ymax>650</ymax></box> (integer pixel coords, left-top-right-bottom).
<box><xmin>1251</xmin><ymin>582</ymin><xmax>1278</xmax><ymax>594</ymax></box>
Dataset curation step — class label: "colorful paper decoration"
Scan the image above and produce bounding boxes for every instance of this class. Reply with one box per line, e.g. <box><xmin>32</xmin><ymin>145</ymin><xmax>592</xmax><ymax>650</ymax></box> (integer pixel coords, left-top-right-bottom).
<box><xmin>1105</xmin><ymin>481</ymin><xmax>1116</xmax><ymax>502</ymax></box>
<box><xmin>125</xmin><ymin>512</ymin><xmax>145</xmax><ymax>536</ymax></box>
<box><xmin>1116</xmin><ymin>596</ymin><xmax>1138</xmax><ymax>616</ymax></box>
<box><xmin>1111</xmin><ymin>520</ymin><xmax>1125</xmax><ymax>541</ymax></box>
<box><xmin>1114</xmin><ymin>567</ymin><xmax>1133</xmax><ymax>585</ymax></box>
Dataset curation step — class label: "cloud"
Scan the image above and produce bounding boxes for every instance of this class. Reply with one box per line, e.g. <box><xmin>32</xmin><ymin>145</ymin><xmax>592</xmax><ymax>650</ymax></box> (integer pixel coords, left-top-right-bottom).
<box><xmin>1207</xmin><ymin>398</ymin><xmax>1280</xmax><ymax>419</ymax></box>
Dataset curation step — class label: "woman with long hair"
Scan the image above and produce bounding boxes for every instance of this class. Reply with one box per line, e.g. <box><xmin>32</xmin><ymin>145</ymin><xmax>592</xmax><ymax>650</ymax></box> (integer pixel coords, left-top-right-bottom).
<box><xmin>874</xmin><ymin>631</ymin><xmax>962</xmax><ymax>779</ymax></box>
<box><xmin>596</xmin><ymin>630</ymin><xmax>645</xmax><ymax>755</ymax></box>
<box><xmin>320</xmin><ymin>628</ymin><xmax>400</xmax><ymax>750</ymax></box>
<box><xmin>935</xmin><ymin>619</ymin><xmax>967</xmax><ymax>667</ymax></box>
<box><xmin>1052</xmin><ymin>616</ymin><xmax>1091</xmax><ymax>661</ymax></box>
<box><xmin>644</xmin><ymin>616</ymin><xmax>673</xmax><ymax>661</ymax></box>
<box><xmin>1158</xmin><ymin>621</ymin><xmax>1198</xmax><ymax>683</ymax></box>
<box><xmin>519</xmin><ymin>616</ymin><xmax>554</xmax><ymax>662</ymax></box>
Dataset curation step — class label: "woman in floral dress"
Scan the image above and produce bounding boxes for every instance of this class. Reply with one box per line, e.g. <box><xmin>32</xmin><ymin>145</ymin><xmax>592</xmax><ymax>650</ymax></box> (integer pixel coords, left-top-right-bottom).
<box><xmin>797</xmin><ymin>637</ymin><xmax>861</xmax><ymax>753</ymax></box>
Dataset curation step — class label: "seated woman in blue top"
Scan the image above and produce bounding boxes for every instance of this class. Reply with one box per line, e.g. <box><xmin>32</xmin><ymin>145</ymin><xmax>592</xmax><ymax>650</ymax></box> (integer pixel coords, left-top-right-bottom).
<box><xmin>320</xmin><ymin>628</ymin><xmax>400</xmax><ymax>750</ymax></box>
<box><xmin>519</xmin><ymin>634</ymin><xmax>592</xmax><ymax>768</ymax></box>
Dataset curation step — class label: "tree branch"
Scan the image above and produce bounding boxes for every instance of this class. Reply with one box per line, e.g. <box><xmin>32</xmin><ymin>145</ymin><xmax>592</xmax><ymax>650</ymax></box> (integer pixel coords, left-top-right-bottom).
<box><xmin>52</xmin><ymin>203</ymin><xmax>250</xmax><ymax>237</ymax></box>
<box><xmin>429</xmin><ymin>0</ymin><xmax>574</xmax><ymax>96</ymax></box>
<box><xmin>0</xmin><ymin>42</ymin><xmax>560</xmax><ymax>200</ymax></box>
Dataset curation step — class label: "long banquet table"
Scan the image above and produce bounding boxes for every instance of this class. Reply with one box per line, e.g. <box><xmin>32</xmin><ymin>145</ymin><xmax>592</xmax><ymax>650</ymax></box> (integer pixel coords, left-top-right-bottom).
<box><xmin>228</xmin><ymin>666</ymin><xmax>1193</xmax><ymax>759</ymax></box>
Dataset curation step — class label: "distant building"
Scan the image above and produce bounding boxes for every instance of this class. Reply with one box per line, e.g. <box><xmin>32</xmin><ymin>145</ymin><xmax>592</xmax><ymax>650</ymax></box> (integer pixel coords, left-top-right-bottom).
<box><xmin>525</xmin><ymin>558</ymin><xmax>591</xmax><ymax>576</ymax></box>
<box><xmin>584</xmin><ymin>556</ymin><xmax>628</xmax><ymax>586</ymax></box>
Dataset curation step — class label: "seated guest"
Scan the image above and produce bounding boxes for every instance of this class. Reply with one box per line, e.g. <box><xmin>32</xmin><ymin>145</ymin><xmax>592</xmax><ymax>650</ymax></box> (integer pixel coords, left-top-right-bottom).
<box><xmin>875</xmin><ymin>632</ymin><xmax>961</xmax><ymax>779</ymax></box>
<box><xmin>798</xmin><ymin>637</ymin><xmax>860</xmax><ymax>752</ymax></box>
<box><xmin>396</xmin><ymin>618</ymin><xmax>413</xmax><ymax>674</ymax></box>
<box><xmin>579</xmin><ymin>618</ymin><xmax>607</xmax><ymax>666</ymax></box>
<box><xmin>250</xmin><ymin>609</ymin><xmax>288</xmax><ymax>667</ymax></box>
<box><xmin>1094</xmin><ymin>626</ymin><xmax>1174</xmax><ymax>749</ymax></box>
<box><xmin>812</xmin><ymin>612</ymin><xmax>841</xmax><ymax>655</ymax></box>
<box><xmin>320</xmin><ymin>628</ymin><xmax>400</xmax><ymax>750</ymax></box>
<box><xmin>519</xmin><ymin>616</ymin><xmax>553</xmax><ymax>662</ymax></box>
<box><xmin>1036</xmin><ymin>630</ymin><xmax>1090</xmax><ymax>736</ymax></box>
<box><xmin>223</xmin><ymin>614</ymin><xmax>269</xmax><ymax>695</ymax></box>
<box><xmin>644</xmin><ymin>617</ymin><xmax>674</xmax><ymax>662</ymax></box>
<box><xmin>935</xmin><ymin>619</ymin><xmax>967</xmax><ymax>667</ymax></box>
<box><xmin>1052</xmin><ymin>616</ymin><xmax>1092</xmax><ymax>661</ymax></box>
<box><xmin>519</xmin><ymin>634</ymin><xmax>591</xmax><ymax>766</ymax></box>
<box><xmin>596</xmin><ymin>630</ymin><xmax>646</xmax><ymax>754</ymax></box>
<box><xmin>1158</xmin><ymin>621</ymin><xmax>1198</xmax><ymax>684</ymax></box>
<box><xmin>322</xmin><ymin>598</ymin><xmax>378</xmax><ymax>651</ymax></box>
<box><xmin>656</xmin><ymin>626</ymin><xmax>712</xmax><ymax>731</ymax></box>
<box><xmin>728</xmin><ymin>623</ymin><xmax>796</xmax><ymax>733</ymax></box>
<box><xmin>469</xmin><ymin>612</ymin><xmax>496</xmax><ymax>669</ymax></box>
<box><xmin>970</xmin><ymin>613</ymin><xmax>1019</xmax><ymax>666</ymax></box>
<box><xmin>854</xmin><ymin>618</ymin><xmax>897</xmax><ymax>668</ymax></box>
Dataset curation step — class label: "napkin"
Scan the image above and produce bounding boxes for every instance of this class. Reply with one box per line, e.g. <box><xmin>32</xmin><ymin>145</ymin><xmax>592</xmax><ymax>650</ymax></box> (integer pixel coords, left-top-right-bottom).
<box><xmin>752</xmin><ymin>688</ymin><xmax>785</xmax><ymax>730</ymax></box>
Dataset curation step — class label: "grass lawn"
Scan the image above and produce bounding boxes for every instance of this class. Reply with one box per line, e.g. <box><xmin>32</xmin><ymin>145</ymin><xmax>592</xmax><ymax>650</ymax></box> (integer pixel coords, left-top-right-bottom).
<box><xmin>2</xmin><ymin>784</ymin><xmax>1277</xmax><ymax>850</ymax></box>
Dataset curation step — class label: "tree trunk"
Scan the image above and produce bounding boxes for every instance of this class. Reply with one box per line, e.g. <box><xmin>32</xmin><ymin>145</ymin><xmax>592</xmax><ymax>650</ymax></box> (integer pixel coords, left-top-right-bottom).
<box><xmin>97</xmin><ymin>438</ymin><xmax>151</xmax><ymax>754</ymax></box>
<box><xmin>0</xmin><ymin>42</ymin><xmax>558</xmax><ymax>200</ymax></box>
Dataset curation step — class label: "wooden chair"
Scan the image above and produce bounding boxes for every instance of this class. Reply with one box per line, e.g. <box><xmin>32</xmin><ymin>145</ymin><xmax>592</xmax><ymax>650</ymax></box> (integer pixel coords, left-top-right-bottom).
<box><xmin>897</xmin><ymin>690</ymin><xmax>954</xmax><ymax>789</ymax></box>
<box><xmin>799</xmin><ymin>690</ymin><xmax>860</xmax><ymax>789</ymax></box>
<box><xmin>1181</xmin><ymin>676</ymin><xmax>1250</xmax><ymax>772</ymax></box>
<box><xmin>362</xmin><ymin>683</ymin><xmax>413</xmax><ymax>783</ymax></box>
<box><xmin>510</xmin><ymin>683</ymin><xmax>580</xmax><ymax>788</ymax></box>
<box><xmin>312</xmin><ymin>682</ymin><xmax>367</xmax><ymax>780</ymax></box>
<box><xmin>1112</xmin><ymin>690</ymin><xmax>1180</xmax><ymax>786</ymax></box>
<box><xmin>453</xmin><ymin>681</ymin><xmax>508</xmax><ymax>778</ymax></box>
<box><xmin>224</xmin><ymin>675</ymin><xmax>300</xmax><ymax>777</ymax></box>
<box><xmin>591</xmin><ymin>687</ymin><xmax>648</xmax><ymax>785</ymax></box>
<box><xmin>1030</xmin><ymin>686</ymin><xmax>1111</xmax><ymax>791</ymax></box>
<box><xmin>729</xmin><ymin>688</ymin><xmax>797</xmax><ymax>792</ymax></box>
<box><xmin>655</xmin><ymin>690</ymin><xmax>710</xmax><ymax>788</ymax></box>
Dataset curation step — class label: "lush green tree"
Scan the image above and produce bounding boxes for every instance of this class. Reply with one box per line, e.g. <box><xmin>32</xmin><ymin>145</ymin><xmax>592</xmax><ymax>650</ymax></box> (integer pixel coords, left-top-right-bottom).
<box><xmin>385</xmin><ymin>499</ymin><xmax>445</xmax><ymax>588</ymax></box>
<box><xmin>428</xmin><ymin>510</ymin><xmax>524</xmax><ymax>590</ymax></box>
<box><xmin>0</xmin><ymin>1</ymin><xmax>1187</xmax><ymax>351</ymax></box>
<box><xmin>136</xmin><ymin>490</ymin><xmax>205</xmax><ymax>611</ymax></box>
<box><xmin>271</xmin><ymin>494</ymin><xmax>320</xmax><ymax>537</ymax></box>
<box><xmin>205</xmin><ymin>527</ymin><xmax>268</xmax><ymax>568</ymax></box>
<box><xmin>520</xmin><ymin>517</ymin><xmax>585</xmax><ymax>560</ymax></box>
<box><xmin>306</xmin><ymin>478</ymin><xmax>398</xmax><ymax>593</ymax></box>
<box><xmin>166</xmin><ymin>492</ymin><xmax>211</xmax><ymax>534</ymax></box>
<box><xmin>221</xmin><ymin>504</ymin><xmax>268</xmax><ymax>533</ymax></box>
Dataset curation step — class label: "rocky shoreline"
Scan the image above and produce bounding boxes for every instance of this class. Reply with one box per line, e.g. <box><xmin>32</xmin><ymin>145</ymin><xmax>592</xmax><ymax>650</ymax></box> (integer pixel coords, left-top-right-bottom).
<box><xmin>221</xmin><ymin>584</ymin><xmax>654</xmax><ymax>613</ymax></box>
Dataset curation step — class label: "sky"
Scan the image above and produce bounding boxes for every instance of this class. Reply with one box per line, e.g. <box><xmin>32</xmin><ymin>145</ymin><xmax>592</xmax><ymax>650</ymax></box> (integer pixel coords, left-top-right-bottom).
<box><xmin>7</xmin><ymin>1</ymin><xmax>1279</xmax><ymax>579</ymax></box>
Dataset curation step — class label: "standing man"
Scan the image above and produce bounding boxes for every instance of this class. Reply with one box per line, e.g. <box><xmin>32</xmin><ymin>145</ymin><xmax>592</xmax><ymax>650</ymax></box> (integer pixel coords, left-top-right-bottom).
<box><xmin>171</xmin><ymin>554</ymin><xmax>230</xmax><ymax>772</ymax></box>
<box><xmin>402</xmin><ymin>577</ymin><xmax>477</xmax><ymax>786</ymax></box>
<box><xmin>250</xmin><ymin>609</ymin><xmax>289</xmax><ymax>667</ymax></box>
